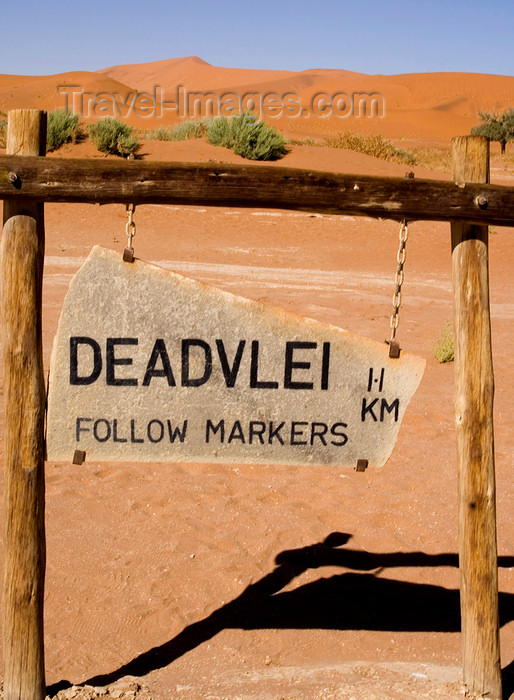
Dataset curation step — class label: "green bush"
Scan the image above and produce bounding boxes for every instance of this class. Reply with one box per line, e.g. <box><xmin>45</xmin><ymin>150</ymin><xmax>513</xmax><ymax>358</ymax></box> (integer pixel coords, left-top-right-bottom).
<box><xmin>88</xmin><ymin>117</ymin><xmax>140</xmax><ymax>157</ymax></box>
<box><xmin>325</xmin><ymin>131</ymin><xmax>415</xmax><ymax>165</ymax></box>
<box><xmin>46</xmin><ymin>109</ymin><xmax>83</xmax><ymax>152</ymax></box>
<box><xmin>146</xmin><ymin>126</ymin><xmax>170</xmax><ymax>141</ymax></box>
<box><xmin>147</xmin><ymin>114</ymin><xmax>288</xmax><ymax>161</ymax></box>
<box><xmin>147</xmin><ymin>120</ymin><xmax>209</xmax><ymax>141</ymax></box>
<box><xmin>471</xmin><ymin>108</ymin><xmax>514</xmax><ymax>154</ymax></box>
<box><xmin>433</xmin><ymin>320</ymin><xmax>455</xmax><ymax>363</ymax></box>
<box><xmin>207</xmin><ymin>113</ymin><xmax>289</xmax><ymax>160</ymax></box>
<box><xmin>207</xmin><ymin>115</ymin><xmax>234</xmax><ymax>149</ymax></box>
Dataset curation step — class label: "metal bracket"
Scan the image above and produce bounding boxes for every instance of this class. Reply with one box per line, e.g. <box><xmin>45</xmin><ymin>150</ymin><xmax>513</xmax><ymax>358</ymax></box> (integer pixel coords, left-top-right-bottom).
<box><xmin>355</xmin><ymin>459</ymin><xmax>369</xmax><ymax>472</ymax></box>
<box><xmin>72</xmin><ymin>450</ymin><xmax>86</xmax><ymax>465</ymax></box>
<box><xmin>123</xmin><ymin>247</ymin><xmax>135</xmax><ymax>262</ymax></box>
<box><xmin>387</xmin><ymin>340</ymin><xmax>401</xmax><ymax>359</ymax></box>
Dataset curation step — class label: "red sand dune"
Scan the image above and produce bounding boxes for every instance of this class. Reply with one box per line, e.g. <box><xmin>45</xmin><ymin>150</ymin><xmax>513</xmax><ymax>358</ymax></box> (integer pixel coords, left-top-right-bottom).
<box><xmin>98</xmin><ymin>55</ymin><xmax>296</xmax><ymax>92</ymax></box>
<box><xmin>1</xmin><ymin>56</ymin><xmax>513</xmax><ymax>143</ymax></box>
<box><xmin>0</xmin><ymin>71</ymin><xmax>137</xmax><ymax>119</ymax></box>
<box><xmin>290</xmin><ymin>71</ymin><xmax>514</xmax><ymax>140</ymax></box>
<box><xmin>99</xmin><ymin>56</ymin><xmax>367</xmax><ymax>96</ymax></box>
<box><xmin>97</xmin><ymin>57</ymin><xmax>514</xmax><ymax>142</ymax></box>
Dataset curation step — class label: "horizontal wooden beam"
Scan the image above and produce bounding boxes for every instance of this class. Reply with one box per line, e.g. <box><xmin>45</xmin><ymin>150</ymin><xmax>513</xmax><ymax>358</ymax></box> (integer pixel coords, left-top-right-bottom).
<box><xmin>1</xmin><ymin>155</ymin><xmax>513</xmax><ymax>226</ymax></box>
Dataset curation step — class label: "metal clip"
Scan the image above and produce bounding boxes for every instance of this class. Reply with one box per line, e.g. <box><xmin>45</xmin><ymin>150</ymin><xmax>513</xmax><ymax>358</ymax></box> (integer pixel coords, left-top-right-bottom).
<box><xmin>387</xmin><ymin>340</ymin><xmax>401</xmax><ymax>359</ymax></box>
<box><xmin>123</xmin><ymin>203</ymin><xmax>136</xmax><ymax>263</ymax></box>
<box><xmin>73</xmin><ymin>450</ymin><xmax>86</xmax><ymax>465</ymax></box>
<box><xmin>355</xmin><ymin>459</ymin><xmax>368</xmax><ymax>472</ymax></box>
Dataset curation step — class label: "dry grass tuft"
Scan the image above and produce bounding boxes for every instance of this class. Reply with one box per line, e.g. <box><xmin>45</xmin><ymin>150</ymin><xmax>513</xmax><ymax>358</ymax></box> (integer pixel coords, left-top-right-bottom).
<box><xmin>325</xmin><ymin>132</ymin><xmax>415</xmax><ymax>165</ymax></box>
<box><xmin>433</xmin><ymin>320</ymin><xmax>455</xmax><ymax>363</ymax></box>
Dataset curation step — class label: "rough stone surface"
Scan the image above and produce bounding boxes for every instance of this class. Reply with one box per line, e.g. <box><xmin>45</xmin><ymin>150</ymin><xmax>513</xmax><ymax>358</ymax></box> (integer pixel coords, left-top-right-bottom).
<box><xmin>47</xmin><ymin>246</ymin><xmax>425</xmax><ymax>468</ymax></box>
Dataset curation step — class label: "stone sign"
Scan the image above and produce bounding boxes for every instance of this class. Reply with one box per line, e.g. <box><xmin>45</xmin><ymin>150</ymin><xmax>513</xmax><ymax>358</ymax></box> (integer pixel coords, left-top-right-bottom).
<box><xmin>46</xmin><ymin>246</ymin><xmax>425</xmax><ymax>468</ymax></box>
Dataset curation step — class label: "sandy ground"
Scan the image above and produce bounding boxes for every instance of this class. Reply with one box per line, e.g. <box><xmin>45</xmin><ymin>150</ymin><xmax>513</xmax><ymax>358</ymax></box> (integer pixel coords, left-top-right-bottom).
<box><xmin>0</xmin><ymin>138</ymin><xmax>513</xmax><ymax>698</ymax></box>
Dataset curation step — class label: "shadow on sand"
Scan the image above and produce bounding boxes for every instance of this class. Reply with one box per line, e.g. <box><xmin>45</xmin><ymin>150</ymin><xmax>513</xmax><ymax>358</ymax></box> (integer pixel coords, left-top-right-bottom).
<box><xmin>49</xmin><ymin>532</ymin><xmax>514</xmax><ymax>696</ymax></box>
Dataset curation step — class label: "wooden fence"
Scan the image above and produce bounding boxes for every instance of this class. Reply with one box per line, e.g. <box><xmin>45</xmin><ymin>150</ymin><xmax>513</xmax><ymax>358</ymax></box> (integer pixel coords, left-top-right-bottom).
<box><xmin>1</xmin><ymin>109</ymin><xmax>512</xmax><ymax>700</ymax></box>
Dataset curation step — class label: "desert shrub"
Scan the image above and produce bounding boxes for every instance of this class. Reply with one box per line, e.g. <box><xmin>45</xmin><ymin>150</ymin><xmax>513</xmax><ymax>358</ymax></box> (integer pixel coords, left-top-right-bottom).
<box><xmin>433</xmin><ymin>320</ymin><xmax>454</xmax><ymax>363</ymax></box>
<box><xmin>471</xmin><ymin>108</ymin><xmax>514</xmax><ymax>154</ymax></box>
<box><xmin>325</xmin><ymin>131</ymin><xmax>415</xmax><ymax>165</ymax></box>
<box><xmin>146</xmin><ymin>126</ymin><xmax>170</xmax><ymax>141</ymax></box>
<box><xmin>0</xmin><ymin>118</ymin><xmax>6</xmax><ymax>148</ymax></box>
<box><xmin>286</xmin><ymin>136</ymin><xmax>450</xmax><ymax>170</ymax></box>
<box><xmin>286</xmin><ymin>137</ymin><xmax>322</xmax><ymax>147</ymax></box>
<box><xmin>46</xmin><ymin>109</ymin><xmax>83</xmax><ymax>152</ymax></box>
<box><xmin>207</xmin><ymin>113</ymin><xmax>289</xmax><ymax>160</ymax></box>
<box><xmin>88</xmin><ymin>117</ymin><xmax>140</xmax><ymax>157</ymax></box>
<box><xmin>206</xmin><ymin>116</ymin><xmax>234</xmax><ymax>149</ymax></box>
<box><xmin>147</xmin><ymin>120</ymin><xmax>209</xmax><ymax>141</ymax></box>
<box><xmin>410</xmin><ymin>145</ymin><xmax>451</xmax><ymax>172</ymax></box>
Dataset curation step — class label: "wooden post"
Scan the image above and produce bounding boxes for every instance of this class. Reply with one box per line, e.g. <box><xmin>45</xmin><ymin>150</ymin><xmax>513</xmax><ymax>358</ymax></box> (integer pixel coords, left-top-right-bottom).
<box><xmin>451</xmin><ymin>135</ymin><xmax>502</xmax><ymax>698</ymax></box>
<box><xmin>1</xmin><ymin>109</ymin><xmax>47</xmax><ymax>699</ymax></box>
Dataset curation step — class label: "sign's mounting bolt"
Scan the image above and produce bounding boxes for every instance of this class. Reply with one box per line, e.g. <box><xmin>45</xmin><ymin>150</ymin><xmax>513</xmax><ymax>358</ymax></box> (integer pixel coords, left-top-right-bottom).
<box><xmin>475</xmin><ymin>195</ymin><xmax>488</xmax><ymax>210</ymax></box>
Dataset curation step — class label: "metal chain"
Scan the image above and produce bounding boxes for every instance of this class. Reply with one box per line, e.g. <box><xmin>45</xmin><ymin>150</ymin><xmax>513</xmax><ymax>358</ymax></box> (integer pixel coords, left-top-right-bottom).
<box><xmin>389</xmin><ymin>220</ymin><xmax>409</xmax><ymax>341</ymax></box>
<box><xmin>126</xmin><ymin>203</ymin><xmax>136</xmax><ymax>251</ymax></box>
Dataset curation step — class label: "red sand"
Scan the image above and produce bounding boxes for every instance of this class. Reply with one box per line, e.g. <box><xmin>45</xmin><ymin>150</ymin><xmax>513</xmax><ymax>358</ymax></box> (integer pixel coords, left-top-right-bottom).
<box><xmin>1</xmin><ymin>56</ymin><xmax>513</xmax><ymax>141</ymax></box>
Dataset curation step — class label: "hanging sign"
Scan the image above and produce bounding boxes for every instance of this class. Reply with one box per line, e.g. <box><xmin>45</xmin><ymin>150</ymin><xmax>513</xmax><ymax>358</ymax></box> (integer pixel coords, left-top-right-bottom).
<box><xmin>46</xmin><ymin>246</ymin><xmax>425</xmax><ymax>468</ymax></box>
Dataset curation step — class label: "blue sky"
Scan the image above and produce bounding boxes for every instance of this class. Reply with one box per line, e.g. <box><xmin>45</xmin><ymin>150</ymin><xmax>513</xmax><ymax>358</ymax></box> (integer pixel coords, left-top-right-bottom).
<box><xmin>1</xmin><ymin>0</ymin><xmax>513</xmax><ymax>76</ymax></box>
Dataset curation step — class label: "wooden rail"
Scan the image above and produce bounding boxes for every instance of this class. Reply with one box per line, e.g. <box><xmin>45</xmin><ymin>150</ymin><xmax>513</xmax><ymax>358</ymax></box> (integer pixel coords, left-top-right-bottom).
<box><xmin>1</xmin><ymin>155</ymin><xmax>514</xmax><ymax>226</ymax></box>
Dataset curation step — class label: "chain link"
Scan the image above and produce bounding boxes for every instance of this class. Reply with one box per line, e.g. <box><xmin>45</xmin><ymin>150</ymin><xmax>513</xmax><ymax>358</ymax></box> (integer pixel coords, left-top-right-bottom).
<box><xmin>126</xmin><ymin>203</ymin><xmax>136</xmax><ymax>251</ymax></box>
<box><xmin>389</xmin><ymin>220</ymin><xmax>408</xmax><ymax>341</ymax></box>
